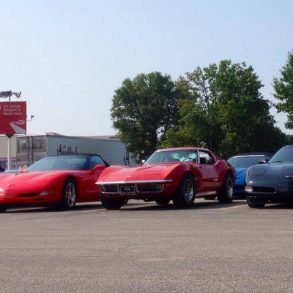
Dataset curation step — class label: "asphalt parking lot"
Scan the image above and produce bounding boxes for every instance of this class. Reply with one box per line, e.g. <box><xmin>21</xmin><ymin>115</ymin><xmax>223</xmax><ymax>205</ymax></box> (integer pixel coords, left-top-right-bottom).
<box><xmin>1</xmin><ymin>199</ymin><xmax>293</xmax><ymax>293</ymax></box>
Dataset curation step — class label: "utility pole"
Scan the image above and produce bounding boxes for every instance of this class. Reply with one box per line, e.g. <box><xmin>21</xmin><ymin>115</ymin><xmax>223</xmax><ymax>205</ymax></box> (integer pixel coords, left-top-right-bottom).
<box><xmin>0</xmin><ymin>91</ymin><xmax>23</xmax><ymax>170</ymax></box>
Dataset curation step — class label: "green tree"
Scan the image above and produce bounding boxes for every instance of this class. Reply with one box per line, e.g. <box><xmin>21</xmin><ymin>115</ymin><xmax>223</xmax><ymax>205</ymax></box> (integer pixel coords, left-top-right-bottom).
<box><xmin>274</xmin><ymin>51</ymin><xmax>293</xmax><ymax>128</ymax></box>
<box><xmin>111</xmin><ymin>72</ymin><xmax>178</xmax><ymax>162</ymax></box>
<box><xmin>163</xmin><ymin>70</ymin><xmax>223</xmax><ymax>152</ymax></box>
<box><xmin>163</xmin><ymin>60</ymin><xmax>285</xmax><ymax>157</ymax></box>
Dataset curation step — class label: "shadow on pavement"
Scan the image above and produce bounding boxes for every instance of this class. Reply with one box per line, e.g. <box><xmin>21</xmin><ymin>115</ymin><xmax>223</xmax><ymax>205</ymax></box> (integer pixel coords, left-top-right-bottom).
<box><xmin>1</xmin><ymin>203</ymin><xmax>103</xmax><ymax>214</ymax></box>
<box><xmin>120</xmin><ymin>200</ymin><xmax>247</xmax><ymax>211</ymax></box>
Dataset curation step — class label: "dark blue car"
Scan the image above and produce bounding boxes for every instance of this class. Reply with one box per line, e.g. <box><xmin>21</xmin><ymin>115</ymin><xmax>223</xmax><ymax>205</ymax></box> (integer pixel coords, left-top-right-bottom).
<box><xmin>228</xmin><ymin>153</ymin><xmax>272</xmax><ymax>197</ymax></box>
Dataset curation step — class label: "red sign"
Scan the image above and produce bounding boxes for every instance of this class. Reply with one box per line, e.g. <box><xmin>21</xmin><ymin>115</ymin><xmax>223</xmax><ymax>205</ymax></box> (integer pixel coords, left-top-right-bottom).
<box><xmin>0</xmin><ymin>102</ymin><xmax>27</xmax><ymax>135</ymax></box>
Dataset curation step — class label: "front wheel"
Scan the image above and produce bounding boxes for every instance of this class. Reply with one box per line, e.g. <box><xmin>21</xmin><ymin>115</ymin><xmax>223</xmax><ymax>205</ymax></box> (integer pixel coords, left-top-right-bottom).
<box><xmin>101</xmin><ymin>196</ymin><xmax>125</xmax><ymax>210</ymax></box>
<box><xmin>59</xmin><ymin>178</ymin><xmax>77</xmax><ymax>210</ymax></box>
<box><xmin>218</xmin><ymin>174</ymin><xmax>234</xmax><ymax>203</ymax></box>
<box><xmin>173</xmin><ymin>173</ymin><xmax>196</xmax><ymax>208</ymax></box>
<box><xmin>247</xmin><ymin>196</ymin><xmax>266</xmax><ymax>208</ymax></box>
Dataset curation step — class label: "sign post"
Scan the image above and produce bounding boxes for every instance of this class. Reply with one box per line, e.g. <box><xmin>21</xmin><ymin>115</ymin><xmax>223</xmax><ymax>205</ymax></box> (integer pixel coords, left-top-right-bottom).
<box><xmin>0</xmin><ymin>97</ymin><xmax>26</xmax><ymax>170</ymax></box>
<box><xmin>6</xmin><ymin>134</ymin><xmax>12</xmax><ymax>170</ymax></box>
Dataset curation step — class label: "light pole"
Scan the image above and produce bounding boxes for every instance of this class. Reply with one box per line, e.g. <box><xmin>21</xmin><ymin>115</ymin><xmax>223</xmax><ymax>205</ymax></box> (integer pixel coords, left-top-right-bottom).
<box><xmin>0</xmin><ymin>91</ymin><xmax>21</xmax><ymax>101</ymax></box>
<box><xmin>0</xmin><ymin>91</ymin><xmax>22</xmax><ymax>170</ymax></box>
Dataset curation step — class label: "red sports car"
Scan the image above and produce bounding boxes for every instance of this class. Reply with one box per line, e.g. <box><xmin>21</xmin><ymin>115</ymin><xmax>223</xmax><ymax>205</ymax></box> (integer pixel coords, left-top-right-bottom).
<box><xmin>96</xmin><ymin>147</ymin><xmax>235</xmax><ymax>209</ymax></box>
<box><xmin>0</xmin><ymin>154</ymin><xmax>108</xmax><ymax>212</ymax></box>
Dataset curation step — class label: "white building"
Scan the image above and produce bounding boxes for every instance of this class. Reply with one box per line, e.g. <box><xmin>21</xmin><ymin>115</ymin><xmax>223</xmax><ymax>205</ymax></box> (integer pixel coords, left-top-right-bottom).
<box><xmin>0</xmin><ymin>135</ymin><xmax>17</xmax><ymax>169</ymax></box>
<box><xmin>0</xmin><ymin>133</ymin><xmax>135</xmax><ymax>169</ymax></box>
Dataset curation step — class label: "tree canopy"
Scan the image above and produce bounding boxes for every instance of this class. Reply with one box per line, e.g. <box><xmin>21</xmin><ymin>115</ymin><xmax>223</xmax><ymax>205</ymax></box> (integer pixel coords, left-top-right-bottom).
<box><xmin>111</xmin><ymin>60</ymin><xmax>288</xmax><ymax>160</ymax></box>
<box><xmin>274</xmin><ymin>51</ymin><xmax>293</xmax><ymax>129</ymax></box>
<box><xmin>162</xmin><ymin>60</ymin><xmax>286</xmax><ymax>157</ymax></box>
<box><xmin>111</xmin><ymin>72</ymin><xmax>178</xmax><ymax>161</ymax></box>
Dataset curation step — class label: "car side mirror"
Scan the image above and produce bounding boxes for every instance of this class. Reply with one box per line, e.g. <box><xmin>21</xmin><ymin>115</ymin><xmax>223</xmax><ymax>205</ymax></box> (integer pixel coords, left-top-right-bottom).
<box><xmin>258</xmin><ymin>160</ymin><xmax>267</xmax><ymax>164</ymax></box>
<box><xmin>207</xmin><ymin>158</ymin><xmax>214</xmax><ymax>165</ymax></box>
<box><xmin>141</xmin><ymin>159</ymin><xmax>145</xmax><ymax>165</ymax></box>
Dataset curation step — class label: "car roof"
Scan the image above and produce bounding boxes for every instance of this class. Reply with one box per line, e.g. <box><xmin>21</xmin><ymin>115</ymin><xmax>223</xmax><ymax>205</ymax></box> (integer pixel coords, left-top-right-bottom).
<box><xmin>156</xmin><ymin>147</ymin><xmax>210</xmax><ymax>152</ymax></box>
<box><xmin>45</xmin><ymin>153</ymin><xmax>100</xmax><ymax>158</ymax></box>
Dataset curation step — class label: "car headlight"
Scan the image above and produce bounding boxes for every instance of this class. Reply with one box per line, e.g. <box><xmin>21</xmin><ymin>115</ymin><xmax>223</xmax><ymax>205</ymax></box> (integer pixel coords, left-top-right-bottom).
<box><xmin>245</xmin><ymin>186</ymin><xmax>253</xmax><ymax>193</ymax></box>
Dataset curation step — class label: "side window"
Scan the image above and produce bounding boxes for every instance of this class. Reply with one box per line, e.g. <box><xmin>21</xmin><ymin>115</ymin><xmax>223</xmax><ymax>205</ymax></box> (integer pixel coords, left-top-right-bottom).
<box><xmin>88</xmin><ymin>156</ymin><xmax>105</xmax><ymax>169</ymax></box>
<box><xmin>199</xmin><ymin>151</ymin><xmax>214</xmax><ymax>165</ymax></box>
<box><xmin>188</xmin><ymin>151</ymin><xmax>198</xmax><ymax>163</ymax></box>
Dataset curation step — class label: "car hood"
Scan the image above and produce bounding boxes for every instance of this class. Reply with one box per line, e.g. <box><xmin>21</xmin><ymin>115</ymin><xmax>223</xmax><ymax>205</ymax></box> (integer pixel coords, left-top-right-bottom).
<box><xmin>0</xmin><ymin>171</ymin><xmax>67</xmax><ymax>190</ymax></box>
<box><xmin>98</xmin><ymin>163</ymin><xmax>181</xmax><ymax>182</ymax></box>
<box><xmin>246</xmin><ymin>162</ymin><xmax>293</xmax><ymax>185</ymax></box>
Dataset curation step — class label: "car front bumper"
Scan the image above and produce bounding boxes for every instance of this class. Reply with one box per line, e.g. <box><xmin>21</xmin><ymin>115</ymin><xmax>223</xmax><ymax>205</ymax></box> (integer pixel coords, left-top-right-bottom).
<box><xmin>0</xmin><ymin>190</ymin><xmax>59</xmax><ymax>206</ymax></box>
<box><xmin>245</xmin><ymin>182</ymin><xmax>293</xmax><ymax>201</ymax></box>
<box><xmin>97</xmin><ymin>179</ymin><xmax>175</xmax><ymax>200</ymax></box>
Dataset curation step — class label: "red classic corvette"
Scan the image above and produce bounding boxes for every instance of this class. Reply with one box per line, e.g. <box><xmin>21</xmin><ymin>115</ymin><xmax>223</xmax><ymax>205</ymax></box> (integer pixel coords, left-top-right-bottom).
<box><xmin>96</xmin><ymin>147</ymin><xmax>235</xmax><ymax>209</ymax></box>
<box><xmin>0</xmin><ymin>154</ymin><xmax>108</xmax><ymax>212</ymax></box>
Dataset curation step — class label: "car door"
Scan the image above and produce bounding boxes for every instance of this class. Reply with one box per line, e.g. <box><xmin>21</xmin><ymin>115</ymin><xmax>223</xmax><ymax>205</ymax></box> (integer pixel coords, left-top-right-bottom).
<box><xmin>197</xmin><ymin>150</ymin><xmax>221</xmax><ymax>192</ymax></box>
<box><xmin>81</xmin><ymin>156</ymin><xmax>107</xmax><ymax>201</ymax></box>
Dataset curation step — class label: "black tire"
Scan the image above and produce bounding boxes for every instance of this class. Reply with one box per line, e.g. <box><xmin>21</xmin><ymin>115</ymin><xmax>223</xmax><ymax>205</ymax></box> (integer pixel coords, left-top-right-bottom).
<box><xmin>0</xmin><ymin>206</ymin><xmax>7</xmax><ymax>213</ymax></box>
<box><xmin>218</xmin><ymin>174</ymin><xmax>234</xmax><ymax>203</ymax></box>
<box><xmin>173</xmin><ymin>173</ymin><xmax>196</xmax><ymax>208</ymax></box>
<box><xmin>155</xmin><ymin>199</ymin><xmax>171</xmax><ymax>205</ymax></box>
<box><xmin>59</xmin><ymin>178</ymin><xmax>77</xmax><ymax>210</ymax></box>
<box><xmin>101</xmin><ymin>196</ymin><xmax>125</xmax><ymax>210</ymax></box>
<box><xmin>247</xmin><ymin>196</ymin><xmax>266</xmax><ymax>208</ymax></box>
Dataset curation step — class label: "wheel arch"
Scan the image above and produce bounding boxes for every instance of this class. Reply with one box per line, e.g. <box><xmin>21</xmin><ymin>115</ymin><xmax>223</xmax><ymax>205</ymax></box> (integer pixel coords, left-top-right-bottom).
<box><xmin>220</xmin><ymin>170</ymin><xmax>235</xmax><ymax>192</ymax></box>
<box><xmin>63</xmin><ymin>175</ymin><xmax>79</xmax><ymax>197</ymax></box>
<box><xmin>168</xmin><ymin>164</ymin><xmax>196</xmax><ymax>188</ymax></box>
<box><xmin>172</xmin><ymin>171</ymin><xmax>196</xmax><ymax>208</ymax></box>
<box><xmin>173</xmin><ymin>170</ymin><xmax>197</xmax><ymax>196</ymax></box>
<box><xmin>225</xmin><ymin>170</ymin><xmax>235</xmax><ymax>181</ymax></box>
<box><xmin>184</xmin><ymin>170</ymin><xmax>197</xmax><ymax>190</ymax></box>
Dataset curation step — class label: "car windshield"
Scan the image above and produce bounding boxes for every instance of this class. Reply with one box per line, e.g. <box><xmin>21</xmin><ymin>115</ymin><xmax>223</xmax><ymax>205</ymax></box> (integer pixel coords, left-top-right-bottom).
<box><xmin>270</xmin><ymin>147</ymin><xmax>293</xmax><ymax>163</ymax></box>
<box><xmin>145</xmin><ymin>150</ymin><xmax>198</xmax><ymax>164</ymax></box>
<box><xmin>228</xmin><ymin>155</ymin><xmax>269</xmax><ymax>168</ymax></box>
<box><xmin>27</xmin><ymin>155</ymin><xmax>88</xmax><ymax>171</ymax></box>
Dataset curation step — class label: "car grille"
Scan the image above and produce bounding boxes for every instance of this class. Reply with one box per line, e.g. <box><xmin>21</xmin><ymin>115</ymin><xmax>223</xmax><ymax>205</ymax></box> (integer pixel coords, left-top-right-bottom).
<box><xmin>101</xmin><ymin>183</ymin><xmax>164</xmax><ymax>194</ymax></box>
<box><xmin>136</xmin><ymin>183</ymin><xmax>164</xmax><ymax>193</ymax></box>
<box><xmin>102</xmin><ymin>185</ymin><xmax>119</xmax><ymax>193</ymax></box>
<box><xmin>253</xmin><ymin>186</ymin><xmax>275</xmax><ymax>193</ymax></box>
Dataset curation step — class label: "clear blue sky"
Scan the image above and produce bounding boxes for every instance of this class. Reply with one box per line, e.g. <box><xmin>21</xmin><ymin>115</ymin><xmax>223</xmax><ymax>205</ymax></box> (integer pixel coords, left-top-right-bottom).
<box><xmin>0</xmin><ymin>0</ymin><xmax>292</xmax><ymax>136</ymax></box>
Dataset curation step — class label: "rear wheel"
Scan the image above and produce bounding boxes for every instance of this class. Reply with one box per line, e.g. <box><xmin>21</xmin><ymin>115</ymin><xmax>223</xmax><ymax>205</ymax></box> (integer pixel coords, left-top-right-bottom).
<box><xmin>101</xmin><ymin>196</ymin><xmax>125</xmax><ymax>210</ymax></box>
<box><xmin>218</xmin><ymin>174</ymin><xmax>234</xmax><ymax>203</ymax></box>
<box><xmin>59</xmin><ymin>178</ymin><xmax>77</xmax><ymax>210</ymax></box>
<box><xmin>247</xmin><ymin>196</ymin><xmax>266</xmax><ymax>208</ymax></box>
<box><xmin>173</xmin><ymin>173</ymin><xmax>195</xmax><ymax>208</ymax></box>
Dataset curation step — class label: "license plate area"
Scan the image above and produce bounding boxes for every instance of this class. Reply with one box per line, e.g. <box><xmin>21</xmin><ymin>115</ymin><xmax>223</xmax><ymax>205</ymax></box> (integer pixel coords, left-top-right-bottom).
<box><xmin>120</xmin><ymin>185</ymin><xmax>136</xmax><ymax>195</ymax></box>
